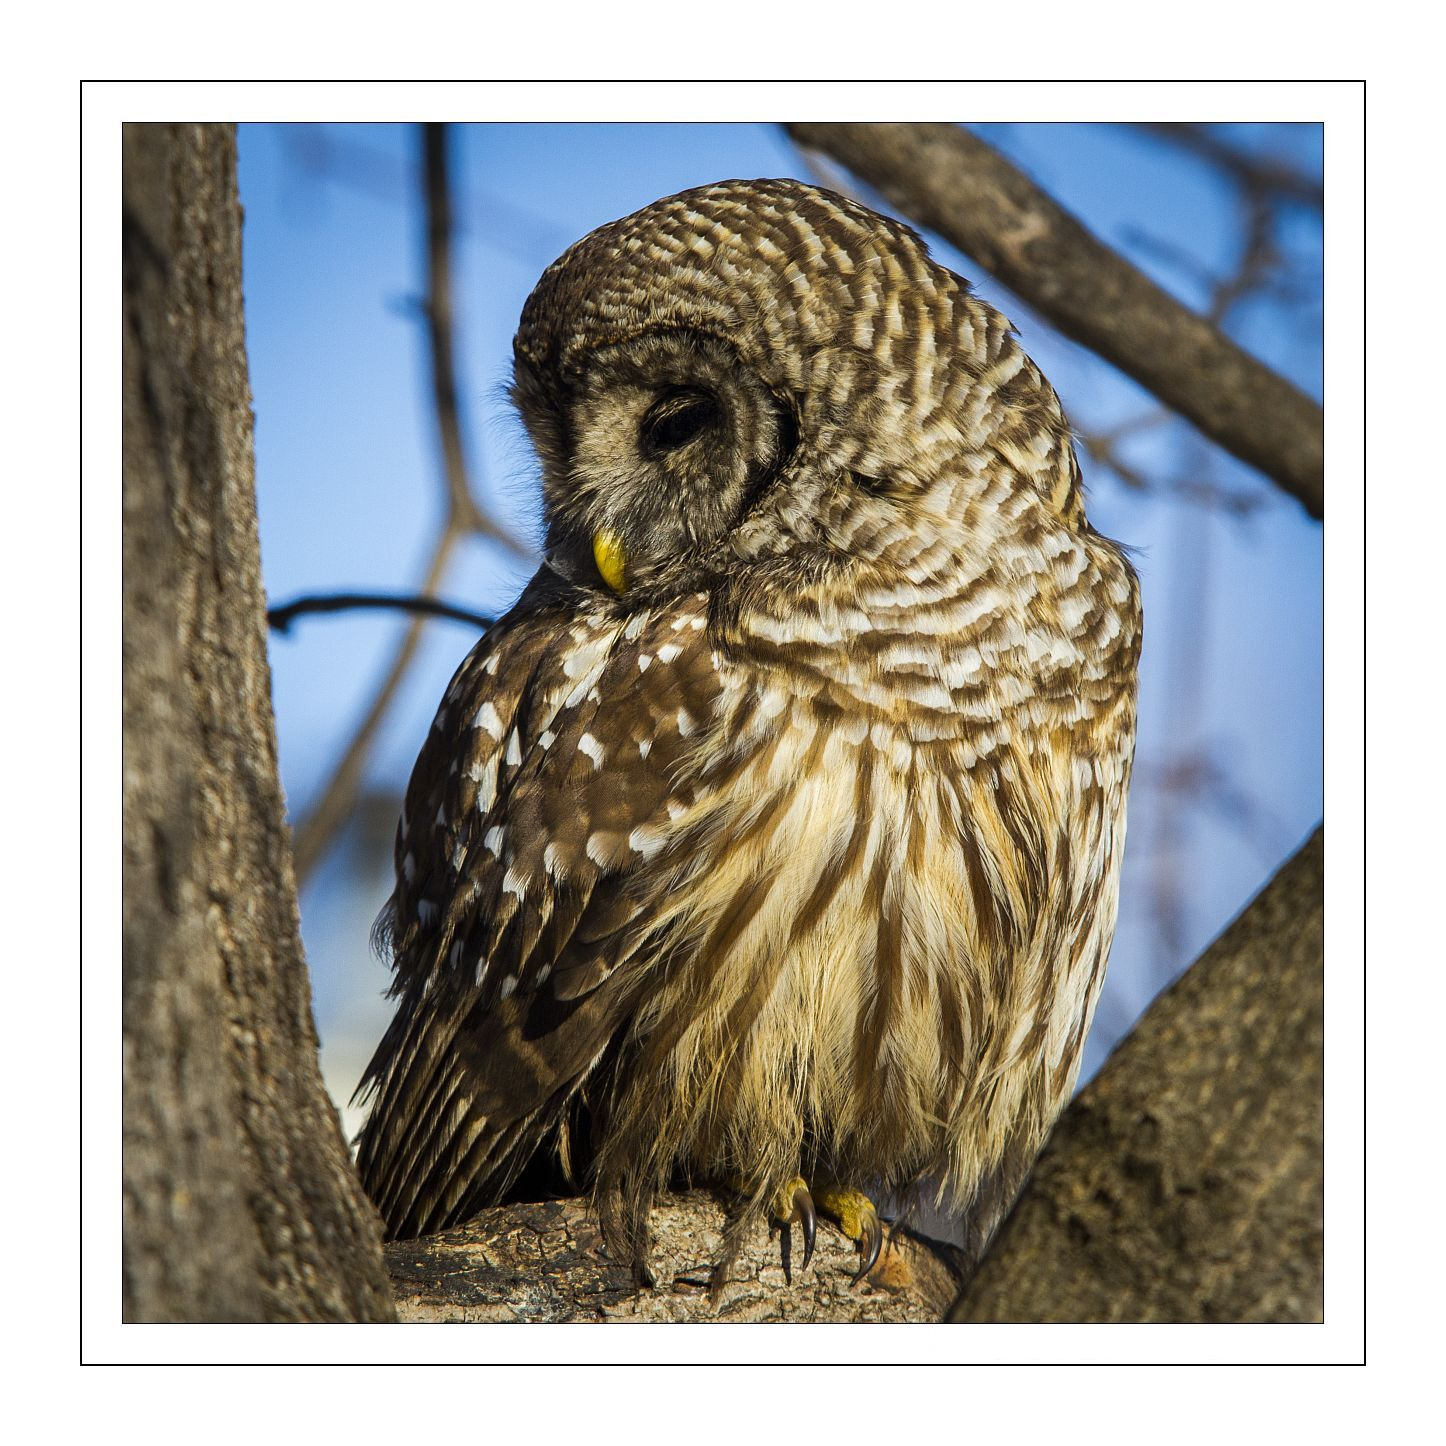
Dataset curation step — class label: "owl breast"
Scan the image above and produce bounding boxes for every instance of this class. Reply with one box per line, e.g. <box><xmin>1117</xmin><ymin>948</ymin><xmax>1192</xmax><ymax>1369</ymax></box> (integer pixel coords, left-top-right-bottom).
<box><xmin>603</xmin><ymin>524</ymin><xmax>1136</xmax><ymax>1213</ymax></box>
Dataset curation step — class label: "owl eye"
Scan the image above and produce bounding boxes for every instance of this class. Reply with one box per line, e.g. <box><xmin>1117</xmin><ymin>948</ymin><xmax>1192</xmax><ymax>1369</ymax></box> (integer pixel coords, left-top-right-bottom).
<box><xmin>640</xmin><ymin>388</ymin><xmax>720</xmax><ymax>458</ymax></box>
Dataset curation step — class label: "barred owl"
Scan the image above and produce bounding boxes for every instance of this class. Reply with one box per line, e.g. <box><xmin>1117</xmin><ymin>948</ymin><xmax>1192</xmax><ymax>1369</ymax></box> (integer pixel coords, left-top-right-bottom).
<box><xmin>355</xmin><ymin>178</ymin><xmax>1140</xmax><ymax>1282</ymax></box>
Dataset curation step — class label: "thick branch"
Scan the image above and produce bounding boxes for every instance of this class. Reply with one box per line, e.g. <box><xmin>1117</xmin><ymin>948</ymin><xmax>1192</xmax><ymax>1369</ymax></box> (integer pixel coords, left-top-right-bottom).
<box><xmin>950</xmin><ymin>827</ymin><xmax>1323</xmax><ymax>1323</ymax></box>
<box><xmin>785</xmin><ymin>122</ymin><xmax>1323</xmax><ymax>519</ymax></box>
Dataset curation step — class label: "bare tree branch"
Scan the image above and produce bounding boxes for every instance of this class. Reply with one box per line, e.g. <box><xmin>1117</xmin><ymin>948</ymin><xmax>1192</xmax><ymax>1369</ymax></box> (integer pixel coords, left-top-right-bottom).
<box><xmin>291</xmin><ymin>532</ymin><xmax>461</xmax><ymax>884</ymax></box>
<box><xmin>1076</xmin><ymin>426</ymin><xmax>1266</xmax><ymax>518</ymax></box>
<box><xmin>421</xmin><ymin>123</ymin><xmax>531</xmax><ymax>558</ymax></box>
<box><xmin>290</xmin><ymin>123</ymin><xmax>533</xmax><ymax>886</ymax></box>
<box><xmin>279</xmin><ymin>123</ymin><xmax>573</xmax><ymax>266</ymax></box>
<box><xmin>1133</xmin><ymin>122</ymin><xmax>1324</xmax><ymax>211</ymax></box>
<box><xmin>267</xmin><ymin>591</ymin><xmax>493</xmax><ymax>635</ymax></box>
<box><xmin>785</xmin><ymin>122</ymin><xmax>1323</xmax><ymax>519</ymax></box>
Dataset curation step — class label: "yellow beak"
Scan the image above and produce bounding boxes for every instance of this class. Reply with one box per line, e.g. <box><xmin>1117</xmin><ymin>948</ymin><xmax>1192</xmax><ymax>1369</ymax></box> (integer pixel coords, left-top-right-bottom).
<box><xmin>592</xmin><ymin>528</ymin><xmax>628</xmax><ymax>595</ymax></box>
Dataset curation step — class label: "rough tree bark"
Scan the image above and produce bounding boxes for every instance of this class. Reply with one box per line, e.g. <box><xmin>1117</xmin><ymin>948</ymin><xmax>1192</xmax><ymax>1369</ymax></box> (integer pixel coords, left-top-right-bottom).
<box><xmin>785</xmin><ymin>122</ymin><xmax>1324</xmax><ymax>519</ymax></box>
<box><xmin>378</xmin><ymin>831</ymin><xmax>1323</xmax><ymax>1323</ymax></box>
<box><xmin>121</xmin><ymin>122</ymin><xmax>394</xmax><ymax>1322</ymax></box>
<box><xmin>950</xmin><ymin>827</ymin><xmax>1323</xmax><ymax>1322</ymax></box>
<box><xmin>385</xmin><ymin>1192</ymin><xmax>964</xmax><ymax>1323</ymax></box>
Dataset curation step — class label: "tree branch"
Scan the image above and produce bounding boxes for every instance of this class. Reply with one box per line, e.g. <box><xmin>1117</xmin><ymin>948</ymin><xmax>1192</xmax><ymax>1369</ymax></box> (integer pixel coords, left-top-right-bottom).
<box><xmin>785</xmin><ymin>122</ymin><xmax>1323</xmax><ymax>519</ymax></box>
<box><xmin>289</xmin><ymin>123</ymin><xmax>533</xmax><ymax>886</ymax></box>
<box><xmin>422</xmin><ymin>123</ymin><xmax>530</xmax><ymax>558</ymax></box>
<box><xmin>290</xmin><ymin>531</ymin><xmax>462</xmax><ymax>884</ymax></box>
<box><xmin>267</xmin><ymin>591</ymin><xmax>494</xmax><ymax>635</ymax></box>
<box><xmin>384</xmin><ymin>1190</ymin><xmax>964</xmax><ymax>1323</ymax></box>
<box><xmin>1132</xmin><ymin>123</ymin><xmax>1324</xmax><ymax>211</ymax></box>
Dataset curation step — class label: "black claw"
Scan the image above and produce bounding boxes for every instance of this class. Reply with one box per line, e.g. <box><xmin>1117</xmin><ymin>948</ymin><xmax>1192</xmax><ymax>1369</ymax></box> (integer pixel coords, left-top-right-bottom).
<box><xmin>777</xmin><ymin>1183</ymin><xmax>817</xmax><ymax>1285</ymax></box>
<box><xmin>851</xmin><ymin>1209</ymin><xmax>883</xmax><ymax>1287</ymax></box>
<box><xmin>794</xmin><ymin>1184</ymin><xmax>817</xmax><ymax>1274</ymax></box>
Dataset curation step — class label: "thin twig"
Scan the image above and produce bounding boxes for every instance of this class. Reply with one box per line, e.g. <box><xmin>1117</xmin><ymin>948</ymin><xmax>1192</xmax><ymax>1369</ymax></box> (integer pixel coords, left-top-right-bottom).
<box><xmin>1077</xmin><ymin>418</ymin><xmax>1163</xmax><ymax>495</ymax></box>
<box><xmin>279</xmin><ymin>124</ymin><xmax>573</xmax><ymax>266</ymax></box>
<box><xmin>290</xmin><ymin>122</ymin><xmax>533</xmax><ymax>886</ymax></box>
<box><xmin>1131</xmin><ymin>123</ymin><xmax>1323</xmax><ymax>212</ymax></box>
<box><xmin>1207</xmin><ymin>191</ymin><xmax>1280</xmax><ymax>328</ymax></box>
<box><xmin>1077</xmin><ymin>416</ymin><xmax>1265</xmax><ymax>518</ymax></box>
<box><xmin>422</xmin><ymin>125</ymin><xmax>530</xmax><ymax>558</ymax></box>
<box><xmin>267</xmin><ymin>591</ymin><xmax>494</xmax><ymax>635</ymax></box>
<box><xmin>291</xmin><ymin>535</ymin><xmax>463</xmax><ymax>884</ymax></box>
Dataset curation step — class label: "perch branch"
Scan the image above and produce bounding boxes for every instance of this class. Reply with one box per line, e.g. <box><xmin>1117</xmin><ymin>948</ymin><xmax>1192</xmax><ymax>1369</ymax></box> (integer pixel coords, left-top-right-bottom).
<box><xmin>384</xmin><ymin>1190</ymin><xmax>964</xmax><ymax>1323</ymax></box>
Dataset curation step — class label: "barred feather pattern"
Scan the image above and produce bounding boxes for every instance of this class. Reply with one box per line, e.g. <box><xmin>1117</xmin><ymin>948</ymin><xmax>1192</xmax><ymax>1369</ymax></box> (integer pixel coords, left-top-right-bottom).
<box><xmin>355</xmin><ymin>178</ymin><xmax>1141</xmax><ymax>1264</ymax></box>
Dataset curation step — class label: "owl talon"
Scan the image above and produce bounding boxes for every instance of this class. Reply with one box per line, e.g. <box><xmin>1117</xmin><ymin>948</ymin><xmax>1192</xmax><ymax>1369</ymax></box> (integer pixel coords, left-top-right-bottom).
<box><xmin>851</xmin><ymin>1204</ymin><xmax>883</xmax><ymax>1286</ymax></box>
<box><xmin>814</xmin><ymin>1184</ymin><xmax>884</xmax><ymax>1286</ymax></box>
<box><xmin>790</xmin><ymin>1182</ymin><xmax>817</xmax><ymax>1276</ymax></box>
<box><xmin>771</xmin><ymin>1175</ymin><xmax>816</xmax><ymax>1284</ymax></box>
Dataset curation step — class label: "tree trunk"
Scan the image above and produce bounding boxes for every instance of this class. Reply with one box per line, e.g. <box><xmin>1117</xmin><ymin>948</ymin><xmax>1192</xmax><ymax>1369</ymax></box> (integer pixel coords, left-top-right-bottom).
<box><xmin>121</xmin><ymin>122</ymin><xmax>394</xmax><ymax>1322</ymax></box>
<box><xmin>949</xmin><ymin>827</ymin><xmax>1323</xmax><ymax>1322</ymax></box>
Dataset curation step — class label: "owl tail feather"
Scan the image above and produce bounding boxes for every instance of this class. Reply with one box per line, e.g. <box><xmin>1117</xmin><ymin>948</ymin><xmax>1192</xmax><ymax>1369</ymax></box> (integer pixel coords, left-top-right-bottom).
<box><xmin>353</xmin><ymin>976</ymin><xmax>632</xmax><ymax>1242</ymax></box>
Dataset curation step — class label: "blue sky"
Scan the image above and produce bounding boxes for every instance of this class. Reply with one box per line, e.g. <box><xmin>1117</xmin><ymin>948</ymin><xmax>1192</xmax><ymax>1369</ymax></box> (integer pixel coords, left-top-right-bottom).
<box><xmin>235</xmin><ymin>122</ymin><xmax>1322</xmax><ymax>1134</ymax></box>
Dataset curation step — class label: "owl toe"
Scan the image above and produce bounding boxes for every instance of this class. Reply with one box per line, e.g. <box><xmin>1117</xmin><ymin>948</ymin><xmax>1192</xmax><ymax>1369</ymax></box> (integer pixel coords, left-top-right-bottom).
<box><xmin>770</xmin><ymin>1175</ymin><xmax>816</xmax><ymax>1283</ymax></box>
<box><xmin>814</xmin><ymin>1184</ymin><xmax>884</xmax><ymax>1285</ymax></box>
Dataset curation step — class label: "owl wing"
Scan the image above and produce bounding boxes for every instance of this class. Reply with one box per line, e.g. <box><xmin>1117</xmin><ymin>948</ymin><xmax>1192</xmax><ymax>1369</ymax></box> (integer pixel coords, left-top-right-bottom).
<box><xmin>355</xmin><ymin>571</ymin><xmax>719</xmax><ymax>1239</ymax></box>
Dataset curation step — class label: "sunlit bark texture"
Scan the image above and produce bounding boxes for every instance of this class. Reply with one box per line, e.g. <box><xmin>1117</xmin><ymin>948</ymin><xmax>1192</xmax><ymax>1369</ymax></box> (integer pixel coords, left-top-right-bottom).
<box><xmin>949</xmin><ymin>828</ymin><xmax>1323</xmax><ymax>1323</ymax></box>
<box><xmin>384</xmin><ymin>1191</ymin><xmax>963</xmax><ymax>1323</ymax></box>
<box><xmin>121</xmin><ymin>122</ymin><xmax>394</xmax><ymax>1322</ymax></box>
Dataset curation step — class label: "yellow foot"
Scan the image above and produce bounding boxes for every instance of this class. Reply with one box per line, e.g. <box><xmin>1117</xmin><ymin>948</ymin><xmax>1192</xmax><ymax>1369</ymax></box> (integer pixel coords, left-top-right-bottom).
<box><xmin>814</xmin><ymin>1184</ymin><xmax>885</xmax><ymax>1286</ymax></box>
<box><xmin>769</xmin><ymin>1175</ymin><xmax>817</xmax><ymax>1284</ymax></box>
<box><xmin>763</xmin><ymin>1177</ymin><xmax>884</xmax><ymax>1287</ymax></box>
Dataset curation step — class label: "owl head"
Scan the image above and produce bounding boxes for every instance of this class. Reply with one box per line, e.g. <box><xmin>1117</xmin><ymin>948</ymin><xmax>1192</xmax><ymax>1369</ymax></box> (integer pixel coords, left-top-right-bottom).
<box><xmin>511</xmin><ymin>178</ymin><xmax>1079</xmax><ymax>601</ymax></box>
